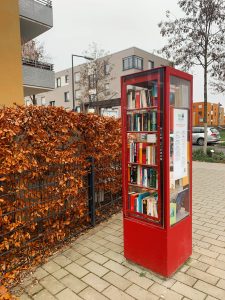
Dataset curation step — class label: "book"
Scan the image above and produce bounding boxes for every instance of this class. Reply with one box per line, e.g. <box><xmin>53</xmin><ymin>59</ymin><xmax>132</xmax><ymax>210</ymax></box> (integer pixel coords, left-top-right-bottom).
<box><xmin>135</xmin><ymin>91</ymin><xmax>141</xmax><ymax>109</ymax></box>
<box><xmin>150</xmin><ymin>111</ymin><xmax>157</xmax><ymax>131</ymax></box>
<box><xmin>127</xmin><ymin>90</ymin><xmax>133</xmax><ymax>109</ymax></box>
<box><xmin>147</xmin><ymin>134</ymin><xmax>157</xmax><ymax>143</ymax></box>
<box><xmin>142</xmin><ymin>168</ymin><xmax>148</xmax><ymax>187</ymax></box>
<box><xmin>130</xmin><ymin>193</ymin><xmax>139</xmax><ymax>211</ymax></box>
<box><xmin>143</xmin><ymin>113</ymin><xmax>148</xmax><ymax>131</ymax></box>
<box><xmin>141</xmin><ymin>89</ymin><xmax>147</xmax><ymax>107</ymax></box>
<box><xmin>137</xmin><ymin>165</ymin><xmax>141</xmax><ymax>185</ymax></box>
<box><xmin>142</xmin><ymin>144</ymin><xmax>146</xmax><ymax>164</ymax></box>
<box><xmin>141</xmin><ymin>195</ymin><xmax>158</xmax><ymax>217</ymax></box>
<box><xmin>139</xmin><ymin>143</ymin><xmax>143</xmax><ymax>163</ymax></box>
<box><xmin>137</xmin><ymin>192</ymin><xmax>150</xmax><ymax>213</ymax></box>
<box><xmin>170</xmin><ymin>203</ymin><xmax>176</xmax><ymax>225</ymax></box>
<box><xmin>130</xmin><ymin>165</ymin><xmax>137</xmax><ymax>184</ymax></box>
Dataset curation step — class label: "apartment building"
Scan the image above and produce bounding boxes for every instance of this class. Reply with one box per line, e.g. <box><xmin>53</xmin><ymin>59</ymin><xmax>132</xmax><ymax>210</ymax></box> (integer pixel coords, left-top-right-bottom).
<box><xmin>34</xmin><ymin>47</ymin><xmax>172</xmax><ymax>116</ymax></box>
<box><xmin>0</xmin><ymin>0</ymin><xmax>54</xmax><ymax>107</ymax></box>
<box><xmin>193</xmin><ymin>102</ymin><xmax>225</xmax><ymax>126</ymax></box>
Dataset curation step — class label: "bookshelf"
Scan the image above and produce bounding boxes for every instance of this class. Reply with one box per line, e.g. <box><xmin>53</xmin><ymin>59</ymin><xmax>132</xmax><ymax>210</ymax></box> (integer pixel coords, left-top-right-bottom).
<box><xmin>124</xmin><ymin>74</ymin><xmax>162</xmax><ymax>224</ymax></box>
<box><xmin>121</xmin><ymin>67</ymin><xmax>193</xmax><ymax>277</ymax></box>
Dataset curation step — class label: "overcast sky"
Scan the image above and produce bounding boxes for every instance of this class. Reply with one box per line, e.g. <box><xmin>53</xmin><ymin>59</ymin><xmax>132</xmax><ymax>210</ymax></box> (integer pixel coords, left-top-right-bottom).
<box><xmin>39</xmin><ymin>0</ymin><xmax>225</xmax><ymax>105</ymax></box>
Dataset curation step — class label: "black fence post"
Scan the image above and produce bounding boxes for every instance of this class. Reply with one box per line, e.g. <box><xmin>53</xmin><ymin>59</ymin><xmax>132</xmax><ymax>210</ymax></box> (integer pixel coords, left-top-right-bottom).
<box><xmin>88</xmin><ymin>157</ymin><xmax>95</xmax><ymax>227</ymax></box>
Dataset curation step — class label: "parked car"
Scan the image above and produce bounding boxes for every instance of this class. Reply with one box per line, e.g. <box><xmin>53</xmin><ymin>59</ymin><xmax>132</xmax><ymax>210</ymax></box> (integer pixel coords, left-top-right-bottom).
<box><xmin>192</xmin><ymin>127</ymin><xmax>221</xmax><ymax>146</ymax></box>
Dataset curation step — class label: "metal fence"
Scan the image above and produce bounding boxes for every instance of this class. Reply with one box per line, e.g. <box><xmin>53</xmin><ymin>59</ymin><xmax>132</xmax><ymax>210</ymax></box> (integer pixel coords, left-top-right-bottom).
<box><xmin>34</xmin><ymin>0</ymin><xmax>52</xmax><ymax>7</ymax></box>
<box><xmin>0</xmin><ymin>158</ymin><xmax>122</xmax><ymax>279</ymax></box>
<box><xmin>22</xmin><ymin>58</ymin><xmax>54</xmax><ymax>71</ymax></box>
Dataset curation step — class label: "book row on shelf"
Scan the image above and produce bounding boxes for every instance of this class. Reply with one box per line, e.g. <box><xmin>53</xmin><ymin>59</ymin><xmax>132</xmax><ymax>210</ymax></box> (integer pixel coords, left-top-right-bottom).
<box><xmin>127</xmin><ymin>84</ymin><xmax>158</xmax><ymax>109</ymax></box>
<box><xmin>128</xmin><ymin>142</ymin><xmax>156</xmax><ymax>165</ymax></box>
<box><xmin>127</xmin><ymin>111</ymin><xmax>157</xmax><ymax>132</ymax></box>
<box><xmin>128</xmin><ymin>165</ymin><xmax>158</xmax><ymax>189</ymax></box>
<box><xmin>128</xmin><ymin>191</ymin><xmax>158</xmax><ymax>217</ymax></box>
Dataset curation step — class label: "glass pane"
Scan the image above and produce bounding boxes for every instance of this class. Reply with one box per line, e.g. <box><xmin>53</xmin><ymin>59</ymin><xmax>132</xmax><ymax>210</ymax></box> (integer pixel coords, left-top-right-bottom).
<box><xmin>170</xmin><ymin>76</ymin><xmax>190</xmax><ymax>226</ymax></box>
<box><xmin>125</xmin><ymin>71</ymin><xmax>163</xmax><ymax>225</ymax></box>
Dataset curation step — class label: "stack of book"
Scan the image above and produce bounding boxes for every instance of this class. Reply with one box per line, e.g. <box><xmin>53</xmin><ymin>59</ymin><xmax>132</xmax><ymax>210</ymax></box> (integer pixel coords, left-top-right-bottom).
<box><xmin>128</xmin><ymin>165</ymin><xmax>158</xmax><ymax>189</ymax></box>
<box><xmin>128</xmin><ymin>191</ymin><xmax>158</xmax><ymax>217</ymax></box>
<box><xmin>128</xmin><ymin>142</ymin><xmax>156</xmax><ymax>165</ymax></box>
<box><xmin>127</xmin><ymin>84</ymin><xmax>158</xmax><ymax>109</ymax></box>
<box><xmin>127</xmin><ymin>111</ymin><xmax>157</xmax><ymax>132</ymax></box>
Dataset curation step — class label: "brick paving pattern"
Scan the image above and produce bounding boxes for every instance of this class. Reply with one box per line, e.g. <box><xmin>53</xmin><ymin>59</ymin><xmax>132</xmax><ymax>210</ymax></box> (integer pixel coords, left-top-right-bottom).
<box><xmin>17</xmin><ymin>162</ymin><xmax>225</xmax><ymax>299</ymax></box>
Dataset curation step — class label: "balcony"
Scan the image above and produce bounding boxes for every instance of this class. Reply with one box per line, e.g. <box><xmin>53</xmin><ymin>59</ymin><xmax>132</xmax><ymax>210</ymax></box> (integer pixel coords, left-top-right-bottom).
<box><xmin>19</xmin><ymin>0</ymin><xmax>53</xmax><ymax>43</ymax></box>
<box><xmin>22</xmin><ymin>58</ymin><xmax>55</xmax><ymax>96</ymax></box>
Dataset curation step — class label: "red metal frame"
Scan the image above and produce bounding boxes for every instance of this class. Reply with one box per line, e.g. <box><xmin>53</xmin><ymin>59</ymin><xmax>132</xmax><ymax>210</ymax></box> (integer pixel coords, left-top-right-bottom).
<box><xmin>121</xmin><ymin>66</ymin><xmax>193</xmax><ymax>277</ymax></box>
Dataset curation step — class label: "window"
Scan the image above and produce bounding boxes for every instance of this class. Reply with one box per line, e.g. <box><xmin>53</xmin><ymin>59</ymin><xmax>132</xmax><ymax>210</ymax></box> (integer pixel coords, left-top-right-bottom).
<box><xmin>193</xmin><ymin>127</ymin><xmax>204</xmax><ymax>133</ymax></box>
<box><xmin>133</xmin><ymin>56</ymin><xmax>143</xmax><ymax>69</ymax></box>
<box><xmin>104</xmin><ymin>83</ymin><xmax>110</xmax><ymax>96</ymax></box>
<box><xmin>104</xmin><ymin>64</ymin><xmax>110</xmax><ymax>75</ymax></box>
<box><xmin>123</xmin><ymin>55</ymin><xmax>143</xmax><ymax>71</ymax></box>
<box><xmin>65</xmin><ymin>75</ymin><xmax>69</xmax><ymax>84</ymax></box>
<box><xmin>49</xmin><ymin>101</ymin><xmax>55</xmax><ymax>107</ymax></box>
<box><xmin>198</xmin><ymin>111</ymin><xmax>202</xmax><ymax>116</ymax></box>
<box><xmin>64</xmin><ymin>92</ymin><xmax>70</xmax><ymax>102</ymax></box>
<box><xmin>88</xmin><ymin>74</ymin><xmax>97</xmax><ymax>89</ymax></box>
<box><xmin>41</xmin><ymin>97</ymin><xmax>46</xmax><ymax>105</ymax></box>
<box><xmin>89</xmin><ymin>94</ymin><xmax>96</xmax><ymax>102</ymax></box>
<box><xmin>56</xmin><ymin>77</ymin><xmax>61</xmax><ymax>88</ymax></box>
<box><xmin>123</xmin><ymin>56</ymin><xmax>133</xmax><ymax>70</ymax></box>
<box><xmin>198</xmin><ymin>105</ymin><xmax>202</xmax><ymax>108</ymax></box>
<box><xmin>148</xmin><ymin>60</ymin><xmax>154</xmax><ymax>69</ymax></box>
<box><xmin>75</xmin><ymin>90</ymin><xmax>81</xmax><ymax>100</ymax></box>
<box><xmin>75</xmin><ymin>72</ymin><xmax>80</xmax><ymax>83</ymax></box>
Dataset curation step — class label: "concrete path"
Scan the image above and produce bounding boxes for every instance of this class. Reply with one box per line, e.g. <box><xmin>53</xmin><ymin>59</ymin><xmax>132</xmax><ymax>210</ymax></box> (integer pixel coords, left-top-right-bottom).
<box><xmin>17</xmin><ymin>162</ymin><xmax>225</xmax><ymax>300</ymax></box>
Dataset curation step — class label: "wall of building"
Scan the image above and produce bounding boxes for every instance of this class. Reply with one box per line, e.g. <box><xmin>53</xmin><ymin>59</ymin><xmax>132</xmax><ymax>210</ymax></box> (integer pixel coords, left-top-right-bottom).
<box><xmin>193</xmin><ymin>102</ymin><xmax>225</xmax><ymax>126</ymax></box>
<box><xmin>35</xmin><ymin>47</ymin><xmax>171</xmax><ymax>112</ymax></box>
<box><xmin>0</xmin><ymin>0</ymin><xmax>24</xmax><ymax>106</ymax></box>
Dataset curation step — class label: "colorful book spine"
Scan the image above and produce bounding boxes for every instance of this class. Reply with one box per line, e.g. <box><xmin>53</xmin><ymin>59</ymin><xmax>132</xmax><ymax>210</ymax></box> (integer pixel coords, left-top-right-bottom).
<box><xmin>127</xmin><ymin>85</ymin><xmax>158</xmax><ymax>109</ymax></box>
<box><xmin>135</xmin><ymin>91</ymin><xmax>141</xmax><ymax>109</ymax></box>
<box><xmin>150</xmin><ymin>111</ymin><xmax>157</xmax><ymax>131</ymax></box>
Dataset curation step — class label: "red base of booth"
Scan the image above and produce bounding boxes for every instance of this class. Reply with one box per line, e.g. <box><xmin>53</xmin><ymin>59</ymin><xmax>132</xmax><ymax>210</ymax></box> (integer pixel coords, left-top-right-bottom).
<box><xmin>124</xmin><ymin>216</ymin><xmax>192</xmax><ymax>277</ymax></box>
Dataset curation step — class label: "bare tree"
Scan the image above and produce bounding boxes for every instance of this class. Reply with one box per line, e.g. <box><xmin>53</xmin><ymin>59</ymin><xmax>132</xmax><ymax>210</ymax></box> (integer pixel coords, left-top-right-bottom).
<box><xmin>22</xmin><ymin>40</ymin><xmax>50</xmax><ymax>106</ymax></box>
<box><xmin>79</xmin><ymin>43</ymin><xmax>115</xmax><ymax>114</ymax></box>
<box><xmin>159</xmin><ymin>0</ymin><xmax>225</xmax><ymax>153</ymax></box>
<box><xmin>22</xmin><ymin>40</ymin><xmax>47</xmax><ymax>62</ymax></box>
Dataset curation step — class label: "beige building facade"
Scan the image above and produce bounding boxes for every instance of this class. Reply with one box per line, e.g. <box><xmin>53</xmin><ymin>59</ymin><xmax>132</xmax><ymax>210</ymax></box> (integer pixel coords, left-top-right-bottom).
<box><xmin>34</xmin><ymin>47</ymin><xmax>172</xmax><ymax>116</ymax></box>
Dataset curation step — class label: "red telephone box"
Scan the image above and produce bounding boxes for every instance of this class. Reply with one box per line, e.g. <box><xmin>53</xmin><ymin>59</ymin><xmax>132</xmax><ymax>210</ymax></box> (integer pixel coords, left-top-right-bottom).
<box><xmin>121</xmin><ymin>66</ymin><xmax>193</xmax><ymax>277</ymax></box>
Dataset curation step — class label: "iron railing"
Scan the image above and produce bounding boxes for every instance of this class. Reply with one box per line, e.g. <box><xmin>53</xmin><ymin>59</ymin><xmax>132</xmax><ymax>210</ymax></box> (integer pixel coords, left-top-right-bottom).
<box><xmin>0</xmin><ymin>159</ymin><xmax>122</xmax><ymax>279</ymax></box>
<box><xmin>34</xmin><ymin>0</ymin><xmax>52</xmax><ymax>7</ymax></box>
<box><xmin>22</xmin><ymin>58</ymin><xmax>54</xmax><ymax>71</ymax></box>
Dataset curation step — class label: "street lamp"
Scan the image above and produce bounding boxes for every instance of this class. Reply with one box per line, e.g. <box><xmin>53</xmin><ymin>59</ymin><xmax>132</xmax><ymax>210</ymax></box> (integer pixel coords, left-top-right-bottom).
<box><xmin>71</xmin><ymin>54</ymin><xmax>94</xmax><ymax>111</ymax></box>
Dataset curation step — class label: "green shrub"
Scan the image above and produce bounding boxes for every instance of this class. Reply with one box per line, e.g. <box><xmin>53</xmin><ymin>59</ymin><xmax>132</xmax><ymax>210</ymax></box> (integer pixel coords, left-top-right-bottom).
<box><xmin>193</xmin><ymin>148</ymin><xmax>225</xmax><ymax>163</ymax></box>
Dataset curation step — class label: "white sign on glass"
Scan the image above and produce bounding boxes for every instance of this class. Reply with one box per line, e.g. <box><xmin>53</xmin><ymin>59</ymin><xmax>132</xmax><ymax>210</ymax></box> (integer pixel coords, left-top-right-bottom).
<box><xmin>173</xmin><ymin>109</ymin><xmax>188</xmax><ymax>180</ymax></box>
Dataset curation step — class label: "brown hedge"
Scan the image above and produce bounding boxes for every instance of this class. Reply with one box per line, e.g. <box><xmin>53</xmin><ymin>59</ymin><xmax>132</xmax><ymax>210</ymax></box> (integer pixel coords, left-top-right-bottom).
<box><xmin>0</xmin><ymin>106</ymin><xmax>122</xmax><ymax>288</ymax></box>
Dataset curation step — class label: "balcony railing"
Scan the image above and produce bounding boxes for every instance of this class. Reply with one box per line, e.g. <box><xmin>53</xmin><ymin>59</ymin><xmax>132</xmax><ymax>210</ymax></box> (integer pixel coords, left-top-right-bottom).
<box><xmin>34</xmin><ymin>0</ymin><xmax>52</xmax><ymax>7</ymax></box>
<box><xmin>22</xmin><ymin>58</ymin><xmax>54</xmax><ymax>71</ymax></box>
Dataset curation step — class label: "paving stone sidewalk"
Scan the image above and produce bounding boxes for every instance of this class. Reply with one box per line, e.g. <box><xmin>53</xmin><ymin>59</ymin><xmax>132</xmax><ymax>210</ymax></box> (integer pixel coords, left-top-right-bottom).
<box><xmin>17</xmin><ymin>161</ymin><xmax>225</xmax><ymax>300</ymax></box>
